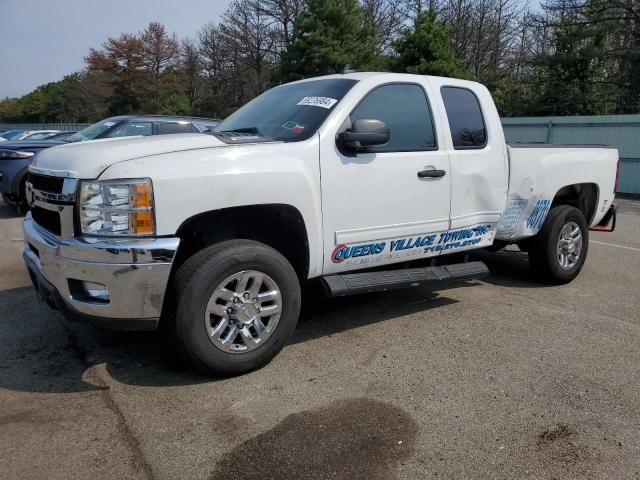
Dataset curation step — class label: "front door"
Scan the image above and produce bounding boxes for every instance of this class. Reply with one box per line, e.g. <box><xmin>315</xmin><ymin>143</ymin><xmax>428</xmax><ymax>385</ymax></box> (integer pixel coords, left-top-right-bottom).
<box><xmin>320</xmin><ymin>81</ymin><xmax>452</xmax><ymax>274</ymax></box>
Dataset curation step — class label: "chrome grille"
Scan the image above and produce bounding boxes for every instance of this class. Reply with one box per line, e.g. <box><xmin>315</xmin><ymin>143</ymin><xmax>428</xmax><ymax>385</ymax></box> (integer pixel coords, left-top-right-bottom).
<box><xmin>31</xmin><ymin>206</ymin><xmax>62</xmax><ymax>236</ymax></box>
<box><xmin>26</xmin><ymin>173</ymin><xmax>78</xmax><ymax>239</ymax></box>
<box><xmin>27</xmin><ymin>172</ymin><xmax>65</xmax><ymax>194</ymax></box>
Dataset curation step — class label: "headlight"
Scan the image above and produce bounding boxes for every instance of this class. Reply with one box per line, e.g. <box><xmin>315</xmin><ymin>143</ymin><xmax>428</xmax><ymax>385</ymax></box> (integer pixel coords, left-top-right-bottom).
<box><xmin>0</xmin><ymin>150</ymin><xmax>35</xmax><ymax>159</ymax></box>
<box><xmin>78</xmin><ymin>178</ymin><xmax>155</xmax><ymax>236</ymax></box>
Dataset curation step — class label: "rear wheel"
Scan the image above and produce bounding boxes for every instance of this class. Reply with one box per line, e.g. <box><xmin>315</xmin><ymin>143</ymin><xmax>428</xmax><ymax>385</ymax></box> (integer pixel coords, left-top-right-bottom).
<box><xmin>166</xmin><ymin>239</ymin><xmax>301</xmax><ymax>376</ymax></box>
<box><xmin>528</xmin><ymin>205</ymin><xmax>588</xmax><ymax>284</ymax></box>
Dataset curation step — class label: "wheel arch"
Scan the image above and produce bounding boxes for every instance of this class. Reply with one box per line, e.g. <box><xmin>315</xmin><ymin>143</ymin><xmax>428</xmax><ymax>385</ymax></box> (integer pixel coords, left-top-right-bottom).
<box><xmin>173</xmin><ymin>203</ymin><xmax>310</xmax><ymax>281</ymax></box>
<box><xmin>551</xmin><ymin>182</ymin><xmax>599</xmax><ymax>224</ymax></box>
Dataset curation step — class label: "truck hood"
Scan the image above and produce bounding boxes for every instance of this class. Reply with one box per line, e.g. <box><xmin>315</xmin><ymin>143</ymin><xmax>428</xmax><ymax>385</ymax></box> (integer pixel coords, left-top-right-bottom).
<box><xmin>30</xmin><ymin>134</ymin><xmax>227</xmax><ymax>178</ymax></box>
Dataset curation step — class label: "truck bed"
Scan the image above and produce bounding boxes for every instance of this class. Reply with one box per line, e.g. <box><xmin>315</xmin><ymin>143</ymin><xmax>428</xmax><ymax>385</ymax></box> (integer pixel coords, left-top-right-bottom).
<box><xmin>495</xmin><ymin>144</ymin><xmax>618</xmax><ymax>241</ymax></box>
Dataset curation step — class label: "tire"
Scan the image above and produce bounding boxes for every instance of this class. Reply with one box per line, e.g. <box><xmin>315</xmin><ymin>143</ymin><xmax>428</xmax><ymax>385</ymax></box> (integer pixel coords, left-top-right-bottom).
<box><xmin>1</xmin><ymin>193</ymin><xmax>16</xmax><ymax>206</ymax></box>
<box><xmin>528</xmin><ymin>205</ymin><xmax>588</xmax><ymax>284</ymax></box>
<box><xmin>16</xmin><ymin>179</ymin><xmax>29</xmax><ymax>215</ymax></box>
<box><xmin>516</xmin><ymin>239</ymin><xmax>531</xmax><ymax>252</ymax></box>
<box><xmin>166</xmin><ymin>239</ymin><xmax>301</xmax><ymax>376</ymax></box>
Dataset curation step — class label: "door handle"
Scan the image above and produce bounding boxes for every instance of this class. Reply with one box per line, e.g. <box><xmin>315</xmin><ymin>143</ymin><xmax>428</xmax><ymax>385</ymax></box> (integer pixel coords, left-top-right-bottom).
<box><xmin>417</xmin><ymin>169</ymin><xmax>446</xmax><ymax>178</ymax></box>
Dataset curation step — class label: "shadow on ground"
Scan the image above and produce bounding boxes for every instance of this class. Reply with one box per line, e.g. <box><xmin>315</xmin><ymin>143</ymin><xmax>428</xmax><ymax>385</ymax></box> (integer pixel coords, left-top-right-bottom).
<box><xmin>0</xmin><ymin>248</ymin><xmax>541</xmax><ymax>395</ymax></box>
<box><xmin>0</xmin><ymin>279</ymin><xmax>468</xmax><ymax>394</ymax></box>
<box><xmin>0</xmin><ymin>200</ymin><xmax>21</xmax><ymax>220</ymax></box>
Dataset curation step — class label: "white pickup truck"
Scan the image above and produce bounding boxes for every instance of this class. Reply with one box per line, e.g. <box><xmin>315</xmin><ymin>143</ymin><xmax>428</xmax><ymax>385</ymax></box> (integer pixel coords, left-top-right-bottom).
<box><xmin>22</xmin><ymin>73</ymin><xmax>618</xmax><ymax>375</ymax></box>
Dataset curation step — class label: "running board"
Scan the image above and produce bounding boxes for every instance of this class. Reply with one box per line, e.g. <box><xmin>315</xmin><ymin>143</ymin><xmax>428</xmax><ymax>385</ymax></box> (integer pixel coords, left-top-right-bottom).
<box><xmin>322</xmin><ymin>261</ymin><xmax>489</xmax><ymax>297</ymax></box>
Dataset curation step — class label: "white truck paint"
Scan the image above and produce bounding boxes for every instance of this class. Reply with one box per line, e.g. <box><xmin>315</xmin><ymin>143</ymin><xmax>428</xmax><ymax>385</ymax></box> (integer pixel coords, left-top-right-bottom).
<box><xmin>33</xmin><ymin>73</ymin><xmax>616</xmax><ymax>276</ymax></box>
<box><xmin>23</xmin><ymin>73</ymin><xmax>618</xmax><ymax>374</ymax></box>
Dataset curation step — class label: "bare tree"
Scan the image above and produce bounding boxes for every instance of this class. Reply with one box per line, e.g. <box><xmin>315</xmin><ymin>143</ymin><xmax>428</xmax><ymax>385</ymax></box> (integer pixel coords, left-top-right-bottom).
<box><xmin>248</xmin><ymin>0</ymin><xmax>306</xmax><ymax>53</ymax></box>
<box><xmin>220</xmin><ymin>0</ymin><xmax>279</xmax><ymax>102</ymax></box>
<box><xmin>180</xmin><ymin>38</ymin><xmax>201</xmax><ymax>111</ymax></box>
<box><xmin>198</xmin><ymin>22</ymin><xmax>233</xmax><ymax>116</ymax></box>
<box><xmin>140</xmin><ymin>22</ymin><xmax>180</xmax><ymax>111</ymax></box>
<box><xmin>361</xmin><ymin>0</ymin><xmax>408</xmax><ymax>52</ymax></box>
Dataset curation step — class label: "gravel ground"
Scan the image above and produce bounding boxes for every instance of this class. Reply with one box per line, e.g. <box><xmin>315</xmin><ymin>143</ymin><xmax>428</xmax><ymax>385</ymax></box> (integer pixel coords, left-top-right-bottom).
<box><xmin>1</xmin><ymin>197</ymin><xmax>639</xmax><ymax>480</ymax></box>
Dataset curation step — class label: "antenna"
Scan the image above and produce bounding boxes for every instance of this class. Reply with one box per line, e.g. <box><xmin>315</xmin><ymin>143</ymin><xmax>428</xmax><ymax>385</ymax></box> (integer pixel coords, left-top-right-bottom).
<box><xmin>342</xmin><ymin>64</ymin><xmax>356</xmax><ymax>74</ymax></box>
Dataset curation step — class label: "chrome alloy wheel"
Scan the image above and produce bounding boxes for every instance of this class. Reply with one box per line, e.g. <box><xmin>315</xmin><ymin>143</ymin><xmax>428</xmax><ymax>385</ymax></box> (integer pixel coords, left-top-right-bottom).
<box><xmin>557</xmin><ymin>221</ymin><xmax>583</xmax><ymax>270</ymax></box>
<box><xmin>204</xmin><ymin>270</ymin><xmax>282</xmax><ymax>353</ymax></box>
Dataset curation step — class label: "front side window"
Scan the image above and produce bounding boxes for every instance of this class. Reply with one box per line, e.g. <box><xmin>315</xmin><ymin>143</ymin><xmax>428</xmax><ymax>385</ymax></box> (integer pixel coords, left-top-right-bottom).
<box><xmin>441</xmin><ymin>87</ymin><xmax>487</xmax><ymax>149</ymax></box>
<box><xmin>23</xmin><ymin>132</ymin><xmax>56</xmax><ymax>140</ymax></box>
<box><xmin>349</xmin><ymin>83</ymin><xmax>437</xmax><ymax>152</ymax></box>
<box><xmin>107</xmin><ymin>122</ymin><xmax>153</xmax><ymax>138</ymax></box>
<box><xmin>214</xmin><ymin>78</ymin><xmax>358</xmax><ymax>142</ymax></box>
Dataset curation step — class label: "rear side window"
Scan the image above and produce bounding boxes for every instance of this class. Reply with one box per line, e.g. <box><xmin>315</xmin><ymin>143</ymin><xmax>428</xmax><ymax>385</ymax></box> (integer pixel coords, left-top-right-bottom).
<box><xmin>441</xmin><ymin>87</ymin><xmax>487</xmax><ymax>149</ymax></box>
<box><xmin>350</xmin><ymin>83</ymin><xmax>436</xmax><ymax>152</ymax></box>
<box><xmin>156</xmin><ymin>122</ymin><xmax>194</xmax><ymax>134</ymax></box>
<box><xmin>107</xmin><ymin>122</ymin><xmax>153</xmax><ymax>138</ymax></box>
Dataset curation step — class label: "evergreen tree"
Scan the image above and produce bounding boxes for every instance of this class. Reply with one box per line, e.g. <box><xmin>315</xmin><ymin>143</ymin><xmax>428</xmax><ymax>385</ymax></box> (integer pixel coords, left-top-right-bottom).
<box><xmin>280</xmin><ymin>0</ymin><xmax>380</xmax><ymax>80</ymax></box>
<box><xmin>392</xmin><ymin>10</ymin><xmax>468</xmax><ymax>79</ymax></box>
<box><xmin>529</xmin><ymin>5</ymin><xmax>606</xmax><ymax>115</ymax></box>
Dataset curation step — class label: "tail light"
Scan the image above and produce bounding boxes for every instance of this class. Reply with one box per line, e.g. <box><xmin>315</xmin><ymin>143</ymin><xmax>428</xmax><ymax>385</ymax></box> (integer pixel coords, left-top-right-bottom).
<box><xmin>614</xmin><ymin>159</ymin><xmax>620</xmax><ymax>193</ymax></box>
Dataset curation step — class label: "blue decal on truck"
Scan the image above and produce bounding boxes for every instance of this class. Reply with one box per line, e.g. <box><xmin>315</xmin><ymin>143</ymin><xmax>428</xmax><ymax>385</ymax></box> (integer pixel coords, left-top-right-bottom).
<box><xmin>332</xmin><ymin>242</ymin><xmax>386</xmax><ymax>263</ymax></box>
<box><xmin>424</xmin><ymin>224</ymin><xmax>493</xmax><ymax>253</ymax></box>
<box><xmin>526</xmin><ymin>199</ymin><xmax>551</xmax><ymax>230</ymax></box>
<box><xmin>331</xmin><ymin>224</ymin><xmax>496</xmax><ymax>265</ymax></box>
<box><xmin>497</xmin><ymin>198</ymin><xmax>528</xmax><ymax>237</ymax></box>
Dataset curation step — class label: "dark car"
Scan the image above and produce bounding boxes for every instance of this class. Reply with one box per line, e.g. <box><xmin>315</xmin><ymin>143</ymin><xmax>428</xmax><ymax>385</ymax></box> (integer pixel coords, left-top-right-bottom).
<box><xmin>0</xmin><ymin>115</ymin><xmax>220</xmax><ymax>211</ymax></box>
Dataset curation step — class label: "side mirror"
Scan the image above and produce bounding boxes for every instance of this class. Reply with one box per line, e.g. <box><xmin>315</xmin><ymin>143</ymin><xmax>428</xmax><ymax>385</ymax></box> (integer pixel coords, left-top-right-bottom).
<box><xmin>339</xmin><ymin>118</ymin><xmax>389</xmax><ymax>151</ymax></box>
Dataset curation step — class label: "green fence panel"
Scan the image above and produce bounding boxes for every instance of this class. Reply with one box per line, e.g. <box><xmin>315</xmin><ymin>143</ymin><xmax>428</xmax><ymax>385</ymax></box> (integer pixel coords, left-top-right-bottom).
<box><xmin>503</xmin><ymin>115</ymin><xmax>640</xmax><ymax>194</ymax></box>
<box><xmin>0</xmin><ymin>123</ymin><xmax>90</xmax><ymax>131</ymax></box>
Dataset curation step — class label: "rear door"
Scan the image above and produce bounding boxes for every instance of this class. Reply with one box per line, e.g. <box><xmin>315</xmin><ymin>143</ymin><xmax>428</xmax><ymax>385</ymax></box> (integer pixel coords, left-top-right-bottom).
<box><xmin>435</xmin><ymin>82</ymin><xmax>508</xmax><ymax>250</ymax></box>
<box><xmin>320</xmin><ymin>80</ymin><xmax>452</xmax><ymax>273</ymax></box>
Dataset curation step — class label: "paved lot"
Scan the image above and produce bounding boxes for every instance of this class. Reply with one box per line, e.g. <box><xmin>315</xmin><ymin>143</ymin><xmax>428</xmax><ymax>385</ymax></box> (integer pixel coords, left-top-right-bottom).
<box><xmin>1</xmin><ymin>198</ymin><xmax>639</xmax><ymax>480</ymax></box>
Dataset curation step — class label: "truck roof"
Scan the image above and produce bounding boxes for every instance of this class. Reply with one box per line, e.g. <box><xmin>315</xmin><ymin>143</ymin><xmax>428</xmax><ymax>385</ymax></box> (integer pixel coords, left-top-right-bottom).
<box><xmin>104</xmin><ymin>114</ymin><xmax>221</xmax><ymax>124</ymax></box>
<box><xmin>290</xmin><ymin>72</ymin><xmax>485</xmax><ymax>90</ymax></box>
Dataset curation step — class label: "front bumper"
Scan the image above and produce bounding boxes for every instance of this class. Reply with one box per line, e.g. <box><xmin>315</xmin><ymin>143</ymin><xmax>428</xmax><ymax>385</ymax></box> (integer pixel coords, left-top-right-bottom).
<box><xmin>22</xmin><ymin>213</ymin><xmax>180</xmax><ymax>331</ymax></box>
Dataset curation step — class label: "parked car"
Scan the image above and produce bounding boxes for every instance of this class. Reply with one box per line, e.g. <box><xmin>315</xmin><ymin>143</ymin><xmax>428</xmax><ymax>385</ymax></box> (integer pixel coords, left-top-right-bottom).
<box><xmin>15</xmin><ymin>130</ymin><xmax>61</xmax><ymax>140</ymax></box>
<box><xmin>40</xmin><ymin>131</ymin><xmax>77</xmax><ymax>141</ymax></box>
<box><xmin>21</xmin><ymin>73</ymin><xmax>618</xmax><ymax>375</ymax></box>
<box><xmin>0</xmin><ymin>115</ymin><xmax>220</xmax><ymax>210</ymax></box>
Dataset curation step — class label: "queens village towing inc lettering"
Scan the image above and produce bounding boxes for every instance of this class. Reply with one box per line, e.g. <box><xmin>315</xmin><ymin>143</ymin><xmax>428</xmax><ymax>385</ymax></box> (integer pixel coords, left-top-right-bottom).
<box><xmin>331</xmin><ymin>224</ymin><xmax>494</xmax><ymax>263</ymax></box>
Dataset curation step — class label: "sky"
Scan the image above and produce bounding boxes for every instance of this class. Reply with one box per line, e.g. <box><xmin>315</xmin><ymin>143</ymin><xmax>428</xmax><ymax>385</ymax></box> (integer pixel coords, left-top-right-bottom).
<box><xmin>0</xmin><ymin>0</ymin><xmax>540</xmax><ymax>100</ymax></box>
<box><xmin>0</xmin><ymin>0</ymin><xmax>232</xmax><ymax>99</ymax></box>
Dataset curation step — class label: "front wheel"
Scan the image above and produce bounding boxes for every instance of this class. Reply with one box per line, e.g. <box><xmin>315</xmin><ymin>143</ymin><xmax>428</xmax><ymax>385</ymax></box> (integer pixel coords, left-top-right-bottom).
<box><xmin>166</xmin><ymin>239</ymin><xmax>301</xmax><ymax>376</ymax></box>
<box><xmin>528</xmin><ymin>205</ymin><xmax>588</xmax><ymax>284</ymax></box>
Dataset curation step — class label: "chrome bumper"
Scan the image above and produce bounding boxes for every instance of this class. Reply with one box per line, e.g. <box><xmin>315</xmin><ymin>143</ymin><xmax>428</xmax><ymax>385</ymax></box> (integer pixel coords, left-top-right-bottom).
<box><xmin>22</xmin><ymin>213</ymin><xmax>180</xmax><ymax>330</ymax></box>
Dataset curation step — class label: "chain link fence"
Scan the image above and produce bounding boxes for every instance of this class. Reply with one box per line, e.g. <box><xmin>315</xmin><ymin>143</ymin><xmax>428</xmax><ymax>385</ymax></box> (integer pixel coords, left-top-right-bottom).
<box><xmin>0</xmin><ymin>123</ymin><xmax>90</xmax><ymax>131</ymax></box>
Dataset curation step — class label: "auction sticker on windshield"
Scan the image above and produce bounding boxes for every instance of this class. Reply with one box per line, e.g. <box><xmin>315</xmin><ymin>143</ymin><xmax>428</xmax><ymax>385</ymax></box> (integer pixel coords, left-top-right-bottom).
<box><xmin>297</xmin><ymin>96</ymin><xmax>338</xmax><ymax>109</ymax></box>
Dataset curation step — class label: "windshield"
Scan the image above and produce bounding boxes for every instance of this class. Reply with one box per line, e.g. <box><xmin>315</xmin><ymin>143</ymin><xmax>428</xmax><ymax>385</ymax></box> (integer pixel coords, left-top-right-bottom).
<box><xmin>66</xmin><ymin>118</ymin><xmax>123</xmax><ymax>142</ymax></box>
<box><xmin>214</xmin><ymin>78</ymin><xmax>358</xmax><ymax>142</ymax></box>
<box><xmin>0</xmin><ymin>130</ymin><xmax>23</xmax><ymax>140</ymax></box>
